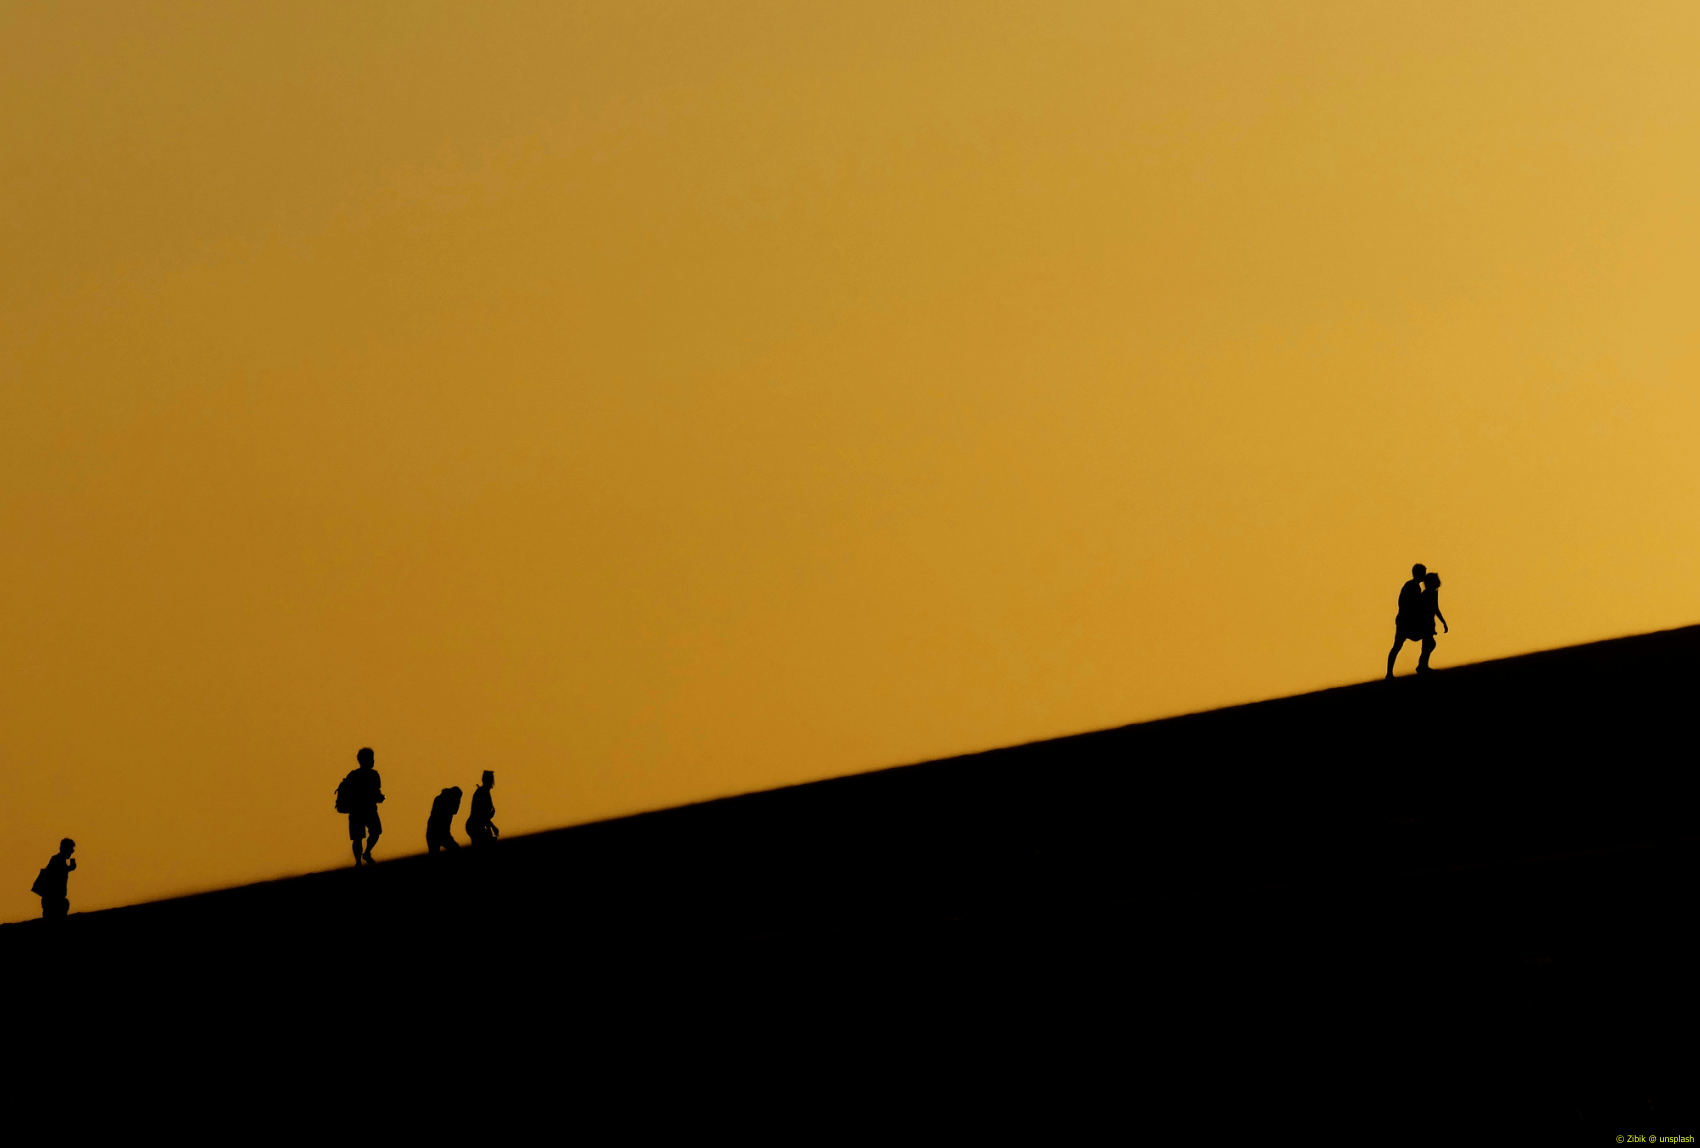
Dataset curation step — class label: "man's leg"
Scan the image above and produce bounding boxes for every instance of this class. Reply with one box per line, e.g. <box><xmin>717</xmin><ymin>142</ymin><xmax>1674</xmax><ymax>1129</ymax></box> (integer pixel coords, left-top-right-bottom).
<box><xmin>364</xmin><ymin>827</ymin><xmax>380</xmax><ymax>862</ymax></box>
<box><xmin>1386</xmin><ymin>635</ymin><xmax>1406</xmax><ymax>679</ymax></box>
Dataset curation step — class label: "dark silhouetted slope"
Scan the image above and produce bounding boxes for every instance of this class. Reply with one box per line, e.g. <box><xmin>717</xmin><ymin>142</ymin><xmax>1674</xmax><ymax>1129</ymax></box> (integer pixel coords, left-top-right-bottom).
<box><xmin>7</xmin><ymin>627</ymin><xmax>1696</xmax><ymax>1129</ymax></box>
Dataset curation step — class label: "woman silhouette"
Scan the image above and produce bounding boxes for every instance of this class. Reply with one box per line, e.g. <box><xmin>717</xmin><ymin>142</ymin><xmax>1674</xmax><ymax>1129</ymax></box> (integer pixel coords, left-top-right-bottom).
<box><xmin>1414</xmin><ymin>572</ymin><xmax>1449</xmax><ymax>673</ymax></box>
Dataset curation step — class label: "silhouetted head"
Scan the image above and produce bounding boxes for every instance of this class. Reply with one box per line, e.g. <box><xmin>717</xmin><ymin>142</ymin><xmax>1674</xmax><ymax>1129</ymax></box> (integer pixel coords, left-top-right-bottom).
<box><xmin>1424</xmin><ymin>572</ymin><xmax>1441</xmax><ymax>590</ymax></box>
<box><xmin>482</xmin><ymin>770</ymin><xmax>495</xmax><ymax>789</ymax></box>
<box><xmin>441</xmin><ymin>785</ymin><xmax>462</xmax><ymax>810</ymax></box>
<box><xmin>1411</xmin><ymin>563</ymin><xmax>1427</xmax><ymax>579</ymax></box>
<box><xmin>357</xmin><ymin>747</ymin><xmax>375</xmax><ymax>769</ymax></box>
<box><xmin>58</xmin><ymin>838</ymin><xmax>75</xmax><ymax>857</ymax></box>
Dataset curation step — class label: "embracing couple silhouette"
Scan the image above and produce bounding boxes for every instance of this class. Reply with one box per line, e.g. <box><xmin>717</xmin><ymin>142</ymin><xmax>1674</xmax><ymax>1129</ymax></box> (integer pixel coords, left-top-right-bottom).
<box><xmin>1385</xmin><ymin>563</ymin><xmax>1448</xmax><ymax>679</ymax></box>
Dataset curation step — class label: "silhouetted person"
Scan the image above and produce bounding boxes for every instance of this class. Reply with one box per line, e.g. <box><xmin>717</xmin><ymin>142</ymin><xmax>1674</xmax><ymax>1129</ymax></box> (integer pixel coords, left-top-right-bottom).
<box><xmin>1415</xmin><ymin>572</ymin><xmax>1448</xmax><ymax>673</ymax></box>
<box><xmin>466</xmin><ymin>770</ymin><xmax>498</xmax><ymax>846</ymax></box>
<box><xmin>335</xmin><ymin>747</ymin><xmax>385</xmax><ymax>865</ymax></box>
<box><xmin>31</xmin><ymin>838</ymin><xmax>76</xmax><ymax>919</ymax></box>
<box><xmin>1386</xmin><ymin>565</ymin><xmax>1449</xmax><ymax>677</ymax></box>
<box><xmin>1386</xmin><ymin>563</ymin><xmax>1431</xmax><ymax>679</ymax></box>
<box><xmin>427</xmin><ymin>787</ymin><xmax>462</xmax><ymax>853</ymax></box>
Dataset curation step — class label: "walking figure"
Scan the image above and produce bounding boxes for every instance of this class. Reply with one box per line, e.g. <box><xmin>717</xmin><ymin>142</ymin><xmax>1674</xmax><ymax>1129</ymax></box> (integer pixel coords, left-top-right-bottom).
<box><xmin>466</xmin><ymin>770</ymin><xmax>499</xmax><ymax>846</ymax></box>
<box><xmin>31</xmin><ymin>838</ymin><xmax>76</xmax><ymax>919</ymax></box>
<box><xmin>426</xmin><ymin>787</ymin><xmax>462</xmax><ymax>853</ymax></box>
<box><xmin>335</xmin><ymin>747</ymin><xmax>386</xmax><ymax>865</ymax></box>
<box><xmin>1385</xmin><ymin>564</ymin><xmax>1448</xmax><ymax>678</ymax></box>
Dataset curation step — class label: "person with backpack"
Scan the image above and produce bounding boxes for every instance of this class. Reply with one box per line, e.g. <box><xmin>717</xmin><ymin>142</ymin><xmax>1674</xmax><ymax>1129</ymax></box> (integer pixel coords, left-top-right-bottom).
<box><xmin>465</xmin><ymin>770</ymin><xmax>499</xmax><ymax>847</ymax></box>
<box><xmin>336</xmin><ymin>747</ymin><xmax>385</xmax><ymax>865</ymax></box>
<box><xmin>426</xmin><ymin>787</ymin><xmax>462</xmax><ymax>853</ymax></box>
<box><xmin>31</xmin><ymin>838</ymin><xmax>76</xmax><ymax>919</ymax></box>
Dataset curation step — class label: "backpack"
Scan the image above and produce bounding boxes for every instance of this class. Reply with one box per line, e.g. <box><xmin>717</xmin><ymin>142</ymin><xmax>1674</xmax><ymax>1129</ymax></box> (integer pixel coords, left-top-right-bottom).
<box><xmin>30</xmin><ymin>867</ymin><xmax>49</xmax><ymax>897</ymax></box>
<box><xmin>334</xmin><ymin>771</ymin><xmax>358</xmax><ymax>814</ymax></box>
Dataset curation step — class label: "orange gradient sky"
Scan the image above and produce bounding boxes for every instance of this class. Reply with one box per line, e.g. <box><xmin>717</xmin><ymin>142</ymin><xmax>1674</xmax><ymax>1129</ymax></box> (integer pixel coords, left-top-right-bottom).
<box><xmin>5</xmin><ymin>1</ymin><xmax>1700</xmax><ymax>920</ymax></box>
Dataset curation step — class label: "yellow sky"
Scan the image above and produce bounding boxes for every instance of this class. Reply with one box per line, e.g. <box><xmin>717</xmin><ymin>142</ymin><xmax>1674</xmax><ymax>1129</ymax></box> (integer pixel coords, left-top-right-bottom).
<box><xmin>5</xmin><ymin>1</ymin><xmax>1700</xmax><ymax>920</ymax></box>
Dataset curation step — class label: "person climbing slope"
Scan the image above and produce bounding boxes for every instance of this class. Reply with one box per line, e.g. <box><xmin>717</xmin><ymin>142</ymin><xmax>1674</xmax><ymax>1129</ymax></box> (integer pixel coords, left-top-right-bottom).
<box><xmin>1413</xmin><ymin>571</ymin><xmax>1448</xmax><ymax>674</ymax></box>
<box><xmin>31</xmin><ymin>838</ymin><xmax>77</xmax><ymax>919</ymax></box>
<box><xmin>336</xmin><ymin>747</ymin><xmax>386</xmax><ymax>865</ymax></box>
<box><xmin>1386</xmin><ymin>563</ymin><xmax>1449</xmax><ymax>678</ymax></box>
<box><xmin>426</xmin><ymin>786</ymin><xmax>462</xmax><ymax>853</ymax></box>
<box><xmin>465</xmin><ymin>770</ymin><xmax>499</xmax><ymax>846</ymax></box>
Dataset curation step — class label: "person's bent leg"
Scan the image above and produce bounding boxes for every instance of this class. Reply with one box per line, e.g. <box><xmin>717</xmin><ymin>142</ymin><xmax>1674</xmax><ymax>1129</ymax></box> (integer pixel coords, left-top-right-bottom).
<box><xmin>364</xmin><ymin>829</ymin><xmax>380</xmax><ymax>861</ymax></box>
<box><xmin>1417</xmin><ymin>636</ymin><xmax>1436</xmax><ymax>672</ymax></box>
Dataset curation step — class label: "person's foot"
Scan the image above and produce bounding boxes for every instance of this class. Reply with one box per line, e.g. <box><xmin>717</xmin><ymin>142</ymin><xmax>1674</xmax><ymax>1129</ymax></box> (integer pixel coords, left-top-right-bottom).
<box><xmin>362</xmin><ymin>851</ymin><xmax>375</xmax><ymax>864</ymax></box>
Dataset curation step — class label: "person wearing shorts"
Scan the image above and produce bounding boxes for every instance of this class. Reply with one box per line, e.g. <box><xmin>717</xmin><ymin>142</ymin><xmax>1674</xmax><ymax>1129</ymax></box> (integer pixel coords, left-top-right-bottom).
<box><xmin>337</xmin><ymin>747</ymin><xmax>386</xmax><ymax>865</ymax></box>
<box><xmin>349</xmin><ymin>806</ymin><xmax>382</xmax><ymax>854</ymax></box>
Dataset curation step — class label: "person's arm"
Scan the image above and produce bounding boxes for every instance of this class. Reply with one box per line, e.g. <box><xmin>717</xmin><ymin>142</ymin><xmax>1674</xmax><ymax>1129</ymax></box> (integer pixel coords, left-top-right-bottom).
<box><xmin>1436</xmin><ymin>598</ymin><xmax>1448</xmax><ymax>633</ymax></box>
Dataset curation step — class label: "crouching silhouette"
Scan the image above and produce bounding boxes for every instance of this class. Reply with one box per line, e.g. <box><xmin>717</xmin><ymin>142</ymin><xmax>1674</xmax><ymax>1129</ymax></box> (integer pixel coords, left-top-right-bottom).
<box><xmin>427</xmin><ymin>787</ymin><xmax>462</xmax><ymax>853</ymax></box>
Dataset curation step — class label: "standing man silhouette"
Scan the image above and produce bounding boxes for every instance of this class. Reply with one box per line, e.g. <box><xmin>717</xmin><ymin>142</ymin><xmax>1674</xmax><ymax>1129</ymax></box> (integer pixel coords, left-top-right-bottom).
<box><xmin>31</xmin><ymin>838</ymin><xmax>76</xmax><ymax>919</ymax></box>
<box><xmin>336</xmin><ymin>748</ymin><xmax>386</xmax><ymax>865</ymax></box>
<box><xmin>1386</xmin><ymin>564</ymin><xmax>1447</xmax><ymax>678</ymax></box>
<box><xmin>466</xmin><ymin>770</ymin><xmax>499</xmax><ymax>847</ymax></box>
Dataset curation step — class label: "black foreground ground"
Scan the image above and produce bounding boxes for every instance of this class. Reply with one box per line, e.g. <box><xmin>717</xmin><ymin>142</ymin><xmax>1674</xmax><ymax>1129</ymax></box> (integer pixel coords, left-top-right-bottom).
<box><xmin>6</xmin><ymin>630</ymin><xmax>1695</xmax><ymax>1134</ymax></box>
